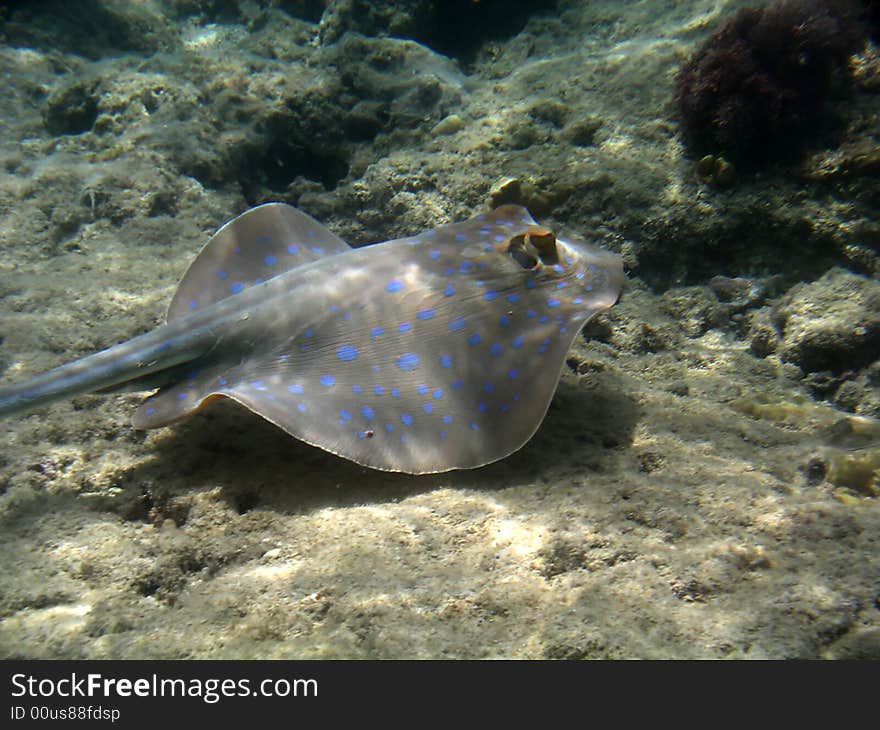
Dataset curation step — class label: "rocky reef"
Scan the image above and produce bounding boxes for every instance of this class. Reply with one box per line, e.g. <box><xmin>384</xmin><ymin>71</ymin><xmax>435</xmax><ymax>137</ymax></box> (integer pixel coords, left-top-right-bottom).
<box><xmin>0</xmin><ymin>0</ymin><xmax>877</xmax><ymax>659</ymax></box>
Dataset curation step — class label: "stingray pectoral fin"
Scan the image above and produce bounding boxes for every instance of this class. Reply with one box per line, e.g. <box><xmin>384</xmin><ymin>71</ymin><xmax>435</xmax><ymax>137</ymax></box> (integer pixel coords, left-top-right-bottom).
<box><xmin>208</xmin><ymin>351</ymin><xmax>563</xmax><ymax>474</ymax></box>
<box><xmin>167</xmin><ymin>203</ymin><xmax>351</xmax><ymax>322</ymax></box>
<box><xmin>132</xmin><ymin>383</ymin><xmax>226</xmax><ymax>429</ymax></box>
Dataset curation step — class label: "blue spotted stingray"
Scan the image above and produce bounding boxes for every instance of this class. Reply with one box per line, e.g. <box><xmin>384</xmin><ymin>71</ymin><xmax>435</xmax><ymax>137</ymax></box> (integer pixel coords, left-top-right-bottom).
<box><xmin>0</xmin><ymin>204</ymin><xmax>622</xmax><ymax>473</ymax></box>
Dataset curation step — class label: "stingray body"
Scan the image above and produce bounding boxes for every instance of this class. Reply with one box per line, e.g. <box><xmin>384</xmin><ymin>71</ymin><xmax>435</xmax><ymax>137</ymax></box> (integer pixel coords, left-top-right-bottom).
<box><xmin>0</xmin><ymin>203</ymin><xmax>622</xmax><ymax>473</ymax></box>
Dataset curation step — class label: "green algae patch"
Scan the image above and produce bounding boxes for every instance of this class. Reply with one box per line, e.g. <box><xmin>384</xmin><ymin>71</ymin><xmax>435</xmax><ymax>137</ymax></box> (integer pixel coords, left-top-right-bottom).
<box><xmin>730</xmin><ymin>395</ymin><xmax>838</xmax><ymax>429</ymax></box>
<box><xmin>732</xmin><ymin>396</ymin><xmax>880</xmax><ymax>496</ymax></box>
<box><xmin>825</xmin><ymin>448</ymin><xmax>880</xmax><ymax>497</ymax></box>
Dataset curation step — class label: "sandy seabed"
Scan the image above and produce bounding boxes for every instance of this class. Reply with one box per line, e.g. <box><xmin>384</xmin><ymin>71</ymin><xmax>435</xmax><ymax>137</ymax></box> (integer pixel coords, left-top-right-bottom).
<box><xmin>0</xmin><ymin>0</ymin><xmax>877</xmax><ymax>658</ymax></box>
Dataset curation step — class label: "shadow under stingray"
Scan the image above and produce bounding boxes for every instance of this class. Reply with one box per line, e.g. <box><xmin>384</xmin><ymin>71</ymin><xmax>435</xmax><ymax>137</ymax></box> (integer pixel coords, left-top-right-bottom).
<box><xmin>126</xmin><ymin>368</ymin><xmax>640</xmax><ymax>517</ymax></box>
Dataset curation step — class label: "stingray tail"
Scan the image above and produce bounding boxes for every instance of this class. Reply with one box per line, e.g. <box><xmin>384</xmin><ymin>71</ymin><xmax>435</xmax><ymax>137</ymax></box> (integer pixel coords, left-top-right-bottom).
<box><xmin>0</xmin><ymin>324</ymin><xmax>214</xmax><ymax>419</ymax></box>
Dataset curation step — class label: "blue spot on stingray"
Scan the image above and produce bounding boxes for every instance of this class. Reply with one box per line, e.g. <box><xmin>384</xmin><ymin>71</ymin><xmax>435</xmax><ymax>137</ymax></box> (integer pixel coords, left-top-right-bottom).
<box><xmin>553</xmin><ymin>264</ymin><xmax>565</xmax><ymax>274</ymax></box>
<box><xmin>455</xmin><ymin>233</ymin><xmax>466</xmax><ymax>241</ymax></box>
<box><xmin>468</xmin><ymin>333</ymin><xmax>481</xmax><ymax>346</ymax></box>
<box><xmin>478</xmin><ymin>402</ymin><xmax>487</xmax><ymax>413</ymax></box>
<box><xmin>400</xmin><ymin>434</ymin><xmax>408</xmax><ymax>443</ymax></box>
<box><xmin>423</xmin><ymin>402</ymin><xmax>434</xmax><ymax>414</ymax></box>
<box><xmin>352</xmin><ymin>384</ymin><xmax>363</xmax><ymax>394</ymax></box>
<box><xmin>218</xmin><ymin>377</ymin><xmax>228</xmax><ymax>386</ymax></box>
<box><xmin>499</xmin><ymin>315</ymin><xmax>509</xmax><ymax>327</ymax></box>
<box><xmin>429</xmin><ymin>250</ymin><xmax>441</xmax><ymax>260</ymax></box>
<box><xmin>370</xmin><ymin>326</ymin><xmax>384</xmax><ymax>338</ymax></box>
<box><xmin>547</xmin><ymin>298</ymin><xmax>561</xmax><ymax>308</ymax></box>
<box><xmin>255</xmin><ymin>277</ymin><xmax>264</xmax><ymax>284</ymax></box>
<box><xmin>329</xmin><ymin>304</ymin><xmax>338</xmax><ymax>312</ymax></box>
<box><xmin>304</xmin><ymin>328</ymin><xmax>314</xmax><ymax>338</ymax></box>
<box><xmin>252</xmin><ymin>380</ymin><xmax>266</xmax><ymax>390</ymax></box>
<box><xmin>340</xmin><ymin>409</ymin><xmax>352</xmax><ymax>421</ymax></box>
<box><xmin>177</xmin><ymin>392</ymin><xmax>187</xmax><ymax>400</ymax></box>
<box><xmin>433</xmin><ymin>388</ymin><xmax>443</xmax><ymax>400</ymax></box>
<box><xmin>297</xmin><ymin>403</ymin><xmax>307</xmax><ymax>413</ymax></box>
<box><xmin>306</xmin><ymin>229</ymin><xmax>315</xmax><ymax>238</ymax></box>
<box><xmin>452</xmin><ymin>379</ymin><xmax>464</xmax><ymax>389</ymax></box>
<box><xmin>217</xmin><ymin>270</ymin><xmax>229</xmax><ymax>280</ymax></box>
<box><xmin>440</xmin><ymin>430</ymin><xmax>448</xmax><ymax>440</ymax></box>
<box><xmin>560</xmin><ymin>327</ymin><xmax>568</xmax><ymax>334</ymax></box>
<box><xmin>484</xmin><ymin>382</ymin><xmax>494</xmax><ymax>393</ymax></box>
<box><xmin>288</xmin><ymin>384</ymin><xmax>304</xmax><ymax>394</ymax></box>
<box><xmin>287</xmin><ymin>244</ymin><xmax>298</xmax><ymax>254</ymax></box>
<box><xmin>484</xmin><ymin>291</ymin><xmax>498</xmax><ymax>301</ymax></box>
<box><xmin>459</xmin><ymin>260</ymin><xmax>472</xmax><ymax>273</ymax></box>
<box><xmin>342</xmin><ymin>312</ymin><xmax>350</xmax><ymax>321</ymax></box>
<box><xmin>470</xmin><ymin>421</ymin><xmax>479</xmax><ymax>430</ymax></box>
<box><xmin>440</xmin><ymin>354</ymin><xmax>452</xmax><ymax>368</ymax></box>
<box><xmin>449</xmin><ymin>317</ymin><xmax>466</xmax><ymax>332</ymax></box>
<box><xmin>374</xmin><ymin>385</ymin><xmax>385</xmax><ymax>396</ymax></box>
<box><xmin>264</xmin><ymin>254</ymin><xmax>277</xmax><ymax>267</ymax></box>
<box><xmin>444</xmin><ymin>282</ymin><xmax>456</xmax><ymax>297</ymax></box>
<box><xmin>320</xmin><ymin>374</ymin><xmax>336</xmax><ymax>386</ymax></box>
<box><xmin>556</xmin><ymin>281</ymin><xmax>567</xmax><ymax>288</ymax></box>
<box><xmin>494</xmin><ymin>234</ymin><xmax>505</xmax><ymax>242</ymax></box>
<box><xmin>385</xmin><ymin>423</ymin><xmax>394</xmax><ymax>432</ymax></box>
<box><xmin>444</xmin><ymin>266</ymin><xmax>455</xmax><ymax>276</ymax></box>
<box><xmin>337</xmin><ymin>344</ymin><xmax>359</xmax><ymax>361</ymax></box>
<box><xmin>539</xmin><ymin>315</ymin><xmax>549</xmax><ymax>323</ymax></box>
<box><xmin>310</xmin><ymin>246</ymin><xmax>324</xmax><ymax>255</ymax></box>
<box><xmin>489</xmin><ymin>343</ymin><xmax>503</xmax><ymax>356</ymax></box>
<box><xmin>417</xmin><ymin>308</ymin><xmax>435</xmax><ymax>320</ymax></box>
<box><xmin>396</xmin><ymin>353</ymin><xmax>419</xmax><ymax>370</ymax></box>
<box><xmin>398</xmin><ymin>322</ymin><xmax>412</xmax><ymax>333</ymax></box>
<box><xmin>417</xmin><ymin>384</ymin><xmax>428</xmax><ymax>395</ymax></box>
<box><xmin>525</xmin><ymin>279</ymin><xmax>536</xmax><ymax>290</ymax></box>
<box><xmin>442</xmin><ymin>414</ymin><xmax>452</xmax><ymax>424</ymax></box>
<box><xmin>572</xmin><ymin>297</ymin><xmax>584</xmax><ymax>305</ymax></box>
<box><xmin>230</xmin><ymin>281</ymin><xmax>245</xmax><ymax>294</ymax></box>
<box><xmin>401</xmin><ymin>413</ymin><xmax>413</xmax><ymax>426</ymax></box>
<box><xmin>527</xmin><ymin>309</ymin><xmax>538</xmax><ymax>318</ymax></box>
<box><xmin>391</xmin><ymin>387</ymin><xmax>401</xmax><ymax>398</ymax></box>
<box><xmin>507</xmin><ymin>293</ymin><xmax>520</xmax><ymax>304</ymax></box>
<box><xmin>188</xmin><ymin>299</ymin><xmax>199</xmax><ymax>310</ymax></box>
<box><xmin>361</xmin><ymin>405</ymin><xmax>375</xmax><ymax>420</ymax></box>
<box><xmin>509</xmin><ymin>368</ymin><xmax>519</xmax><ymax>380</ymax></box>
<box><xmin>386</xmin><ymin>279</ymin><xmax>404</xmax><ymax>293</ymax></box>
<box><xmin>585</xmin><ymin>284</ymin><xmax>594</xmax><ymax>291</ymax></box>
<box><xmin>145</xmin><ymin>407</ymin><xmax>155</xmax><ymax>416</ymax></box>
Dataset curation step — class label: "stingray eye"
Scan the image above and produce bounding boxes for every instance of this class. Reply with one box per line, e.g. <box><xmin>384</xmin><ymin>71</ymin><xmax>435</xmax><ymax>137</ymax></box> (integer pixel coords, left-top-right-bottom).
<box><xmin>511</xmin><ymin>246</ymin><xmax>539</xmax><ymax>270</ymax></box>
<box><xmin>527</xmin><ymin>229</ymin><xmax>559</xmax><ymax>266</ymax></box>
<box><xmin>507</xmin><ymin>233</ymin><xmax>539</xmax><ymax>270</ymax></box>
